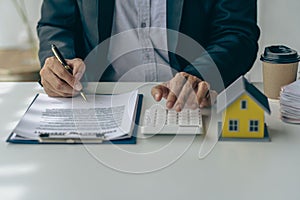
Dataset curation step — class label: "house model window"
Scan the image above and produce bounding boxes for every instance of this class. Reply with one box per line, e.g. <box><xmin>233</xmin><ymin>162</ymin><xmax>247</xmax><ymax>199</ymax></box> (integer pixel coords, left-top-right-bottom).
<box><xmin>241</xmin><ymin>100</ymin><xmax>247</xmax><ymax>109</ymax></box>
<box><xmin>229</xmin><ymin>120</ymin><xmax>239</xmax><ymax>132</ymax></box>
<box><xmin>249</xmin><ymin>120</ymin><xmax>259</xmax><ymax>132</ymax></box>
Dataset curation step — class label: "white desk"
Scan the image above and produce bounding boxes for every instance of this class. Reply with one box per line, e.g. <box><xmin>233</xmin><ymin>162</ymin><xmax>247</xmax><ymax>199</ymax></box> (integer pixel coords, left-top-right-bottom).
<box><xmin>0</xmin><ymin>82</ymin><xmax>300</xmax><ymax>200</ymax></box>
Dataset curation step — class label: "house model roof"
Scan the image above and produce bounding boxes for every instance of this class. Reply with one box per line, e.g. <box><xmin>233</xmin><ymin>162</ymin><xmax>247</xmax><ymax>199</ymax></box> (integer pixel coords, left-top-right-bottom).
<box><xmin>217</xmin><ymin>76</ymin><xmax>271</xmax><ymax>114</ymax></box>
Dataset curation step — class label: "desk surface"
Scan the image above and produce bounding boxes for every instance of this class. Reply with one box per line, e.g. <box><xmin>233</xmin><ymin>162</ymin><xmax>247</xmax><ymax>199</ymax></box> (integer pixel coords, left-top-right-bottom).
<box><xmin>0</xmin><ymin>82</ymin><xmax>300</xmax><ymax>200</ymax></box>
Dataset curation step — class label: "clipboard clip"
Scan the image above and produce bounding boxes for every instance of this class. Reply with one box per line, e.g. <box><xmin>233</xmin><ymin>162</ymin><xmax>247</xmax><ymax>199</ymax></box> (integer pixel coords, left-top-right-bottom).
<box><xmin>38</xmin><ymin>132</ymin><xmax>105</xmax><ymax>143</ymax></box>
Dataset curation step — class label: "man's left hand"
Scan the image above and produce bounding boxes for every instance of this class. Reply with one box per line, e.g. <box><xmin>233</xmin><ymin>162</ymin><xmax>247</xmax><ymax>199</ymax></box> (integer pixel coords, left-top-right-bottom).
<box><xmin>151</xmin><ymin>72</ymin><xmax>217</xmax><ymax>112</ymax></box>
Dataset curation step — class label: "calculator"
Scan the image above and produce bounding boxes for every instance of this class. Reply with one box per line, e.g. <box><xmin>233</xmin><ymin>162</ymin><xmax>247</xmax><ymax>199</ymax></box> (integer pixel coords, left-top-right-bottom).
<box><xmin>141</xmin><ymin>105</ymin><xmax>203</xmax><ymax>135</ymax></box>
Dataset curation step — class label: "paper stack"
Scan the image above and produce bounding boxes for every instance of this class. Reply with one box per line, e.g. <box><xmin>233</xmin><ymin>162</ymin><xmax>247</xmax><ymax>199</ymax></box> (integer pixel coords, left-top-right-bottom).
<box><xmin>280</xmin><ymin>80</ymin><xmax>300</xmax><ymax>124</ymax></box>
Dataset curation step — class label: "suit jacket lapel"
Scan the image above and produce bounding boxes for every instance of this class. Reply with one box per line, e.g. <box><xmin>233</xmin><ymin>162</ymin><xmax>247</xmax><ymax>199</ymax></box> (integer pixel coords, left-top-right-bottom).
<box><xmin>79</xmin><ymin>0</ymin><xmax>99</xmax><ymax>47</ymax></box>
<box><xmin>167</xmin><ymin>0</ymin><xmax>184</xmax><ymax>69</ymax></box>
<box><xmin>99</xmin><ymin>0</ymin><xmax>115</xmax><ymax>43</ymax></box>
<box><xmin>167</xmin><ymin>0</ymin><xmax>184</xmax><ymax>32</ymax></box>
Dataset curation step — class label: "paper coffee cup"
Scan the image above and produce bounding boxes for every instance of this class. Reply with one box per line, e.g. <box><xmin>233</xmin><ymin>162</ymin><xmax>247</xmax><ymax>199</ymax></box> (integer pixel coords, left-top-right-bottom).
<box><xmin>261</xmin><ymin>45</ymin><xmax>300</xmax><ymax>99</ymax></box>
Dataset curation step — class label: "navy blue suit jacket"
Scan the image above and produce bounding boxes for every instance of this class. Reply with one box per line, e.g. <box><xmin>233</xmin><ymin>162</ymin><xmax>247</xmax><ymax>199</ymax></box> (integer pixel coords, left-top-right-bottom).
<box><xmin>37</xmin><ymin>0</ymin><xmax>260</xmax><ymax>90</ymax></box>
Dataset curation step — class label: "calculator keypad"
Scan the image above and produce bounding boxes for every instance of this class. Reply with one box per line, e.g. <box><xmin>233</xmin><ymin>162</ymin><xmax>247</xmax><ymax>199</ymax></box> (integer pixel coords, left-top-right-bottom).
<box><xmin>142</xmin><ymin>107</ymin><xmax>203</xmax><ymax>135</ymax></box>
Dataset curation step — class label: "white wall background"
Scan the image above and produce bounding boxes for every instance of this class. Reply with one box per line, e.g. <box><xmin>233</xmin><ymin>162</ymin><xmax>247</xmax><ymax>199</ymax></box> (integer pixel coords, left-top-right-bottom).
<box><xmin>249</xmin><ymin>0</ymin><xmax>300</xmax><ymax>82</ymax></box>
<box><xmin>0</xmin><ymin>0</ymin><xmax>299</xmax><ymax>82</ymax></box>
<box><xmin>0</xmin><ymin>0</ymin><xmax>42</xmax><ymax>49</ymax></box>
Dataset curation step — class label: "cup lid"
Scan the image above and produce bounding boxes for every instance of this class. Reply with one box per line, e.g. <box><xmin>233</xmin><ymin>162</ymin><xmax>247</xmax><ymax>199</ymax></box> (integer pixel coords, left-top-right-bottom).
<box><xmin>260</xmin><ymin>45</ymin><xmax>300</xmax><ymax>64</ymax></box>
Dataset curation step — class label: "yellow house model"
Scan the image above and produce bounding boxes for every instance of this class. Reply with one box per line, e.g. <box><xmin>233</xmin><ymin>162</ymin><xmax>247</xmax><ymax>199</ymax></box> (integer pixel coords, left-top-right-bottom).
<box><xmin>217</xmin><ymin>76</ymin><xmax>271</xmax><ymax>139</ymax></box>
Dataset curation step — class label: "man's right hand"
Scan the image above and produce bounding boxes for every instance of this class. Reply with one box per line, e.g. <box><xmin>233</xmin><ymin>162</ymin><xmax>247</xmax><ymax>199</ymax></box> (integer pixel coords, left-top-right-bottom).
<box><xmin>39</xmin><ymin>57</ymin><xmax>86</xmax><ymax>97</ymax></box>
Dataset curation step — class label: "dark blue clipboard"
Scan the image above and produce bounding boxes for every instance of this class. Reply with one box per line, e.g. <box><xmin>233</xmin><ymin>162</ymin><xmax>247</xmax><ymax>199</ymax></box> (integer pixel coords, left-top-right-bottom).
<box><xmin>6</xmin><ymin>94</ymin><xmax>143</xmax><ymax>145</ymax></box>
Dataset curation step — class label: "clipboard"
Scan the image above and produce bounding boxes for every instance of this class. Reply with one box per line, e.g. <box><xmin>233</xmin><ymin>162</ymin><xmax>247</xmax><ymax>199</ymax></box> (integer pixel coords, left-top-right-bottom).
<box><xmin>6</xmin><ymin>94</ymin><xmax>143</xmax><ymax>145</ymax></box>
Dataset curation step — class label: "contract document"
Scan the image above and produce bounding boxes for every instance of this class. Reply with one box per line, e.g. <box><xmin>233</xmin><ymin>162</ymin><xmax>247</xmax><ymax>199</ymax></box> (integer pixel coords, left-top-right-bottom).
<box><xmin>8</xmin><ymin>90</ymin><xmax>140</xmax><ymax>144</ymax></box>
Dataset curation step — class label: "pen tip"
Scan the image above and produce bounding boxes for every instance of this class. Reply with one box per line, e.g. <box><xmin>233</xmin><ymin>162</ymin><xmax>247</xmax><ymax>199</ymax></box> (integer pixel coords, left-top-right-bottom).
<box><xmin>81</xmin><ymin>92</ymin><xmax>87</xmax><ymax>102</ymax></box>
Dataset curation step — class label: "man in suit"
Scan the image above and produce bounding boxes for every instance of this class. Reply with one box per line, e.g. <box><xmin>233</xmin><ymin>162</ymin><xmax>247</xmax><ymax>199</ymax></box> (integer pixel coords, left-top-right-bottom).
<box><xmin>38</xmin><ymin>0</ymin><xmax>259</xmax><ymax>111</ymax></box>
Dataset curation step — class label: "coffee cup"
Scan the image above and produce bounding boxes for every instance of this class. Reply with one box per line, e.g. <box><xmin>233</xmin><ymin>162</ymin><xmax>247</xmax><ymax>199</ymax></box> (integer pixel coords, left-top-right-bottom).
<box><xmin>260</xmin><ymin>45</ymin><xmax>300</xmax><ymax>99</ymax></box>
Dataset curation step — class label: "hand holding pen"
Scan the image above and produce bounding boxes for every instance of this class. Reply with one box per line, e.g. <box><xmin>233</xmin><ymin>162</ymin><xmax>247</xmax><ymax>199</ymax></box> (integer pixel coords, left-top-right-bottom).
<box><xmin>39</xmin><ymin>45</ymin><xmax>87</xmax><ymax>100</ymax></box>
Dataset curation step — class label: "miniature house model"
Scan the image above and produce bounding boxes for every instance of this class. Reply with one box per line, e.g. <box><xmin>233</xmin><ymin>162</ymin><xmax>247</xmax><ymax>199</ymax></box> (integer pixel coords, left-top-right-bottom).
<box><xmin>217</xmin><ymin>76</ymin><xmax>271</xmax><ymax>139</ymax></box>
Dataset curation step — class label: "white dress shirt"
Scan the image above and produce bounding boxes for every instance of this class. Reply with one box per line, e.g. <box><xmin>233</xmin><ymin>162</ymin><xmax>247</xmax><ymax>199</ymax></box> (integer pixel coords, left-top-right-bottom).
<box><xmin>108</xmin><ymin>0</ymin><xmax>173</xmax><ymax>82</ymax></box>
